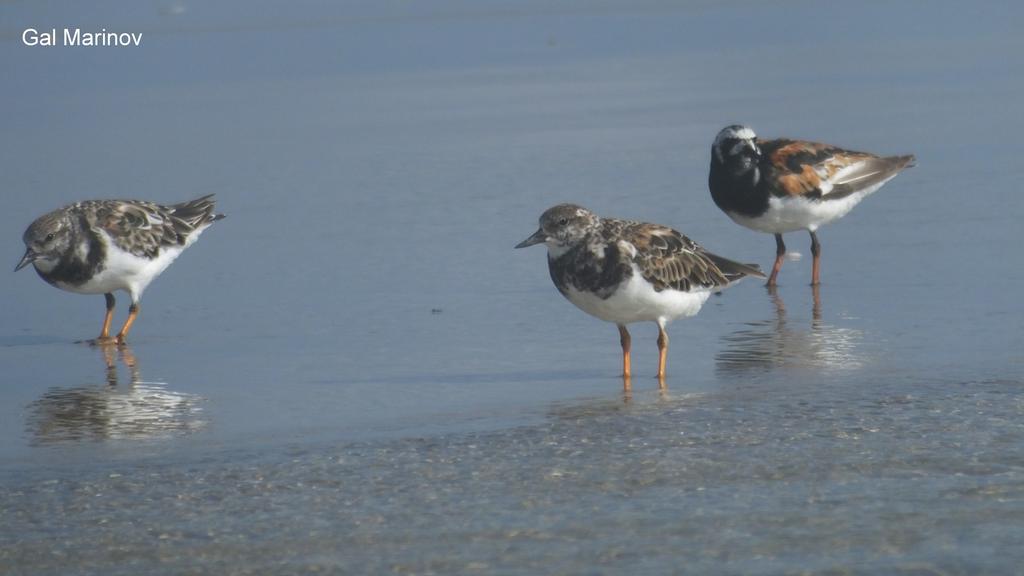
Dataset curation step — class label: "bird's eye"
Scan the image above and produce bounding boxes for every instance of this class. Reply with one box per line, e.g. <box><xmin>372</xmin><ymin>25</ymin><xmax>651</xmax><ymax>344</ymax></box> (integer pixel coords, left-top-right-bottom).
<box><xmin>45</xmin><ymin>233</ymin><xmax>54</xmax><ymax>242</ymax></box>
<box><xmin>558</xmin><ymin>218</ymin><xmax>568</xmax><ymax>226</ymax></box>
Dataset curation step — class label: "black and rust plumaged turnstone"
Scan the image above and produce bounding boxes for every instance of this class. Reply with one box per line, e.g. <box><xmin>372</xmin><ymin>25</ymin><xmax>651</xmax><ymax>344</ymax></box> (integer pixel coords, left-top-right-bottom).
<box><xmin>516</xmin><ymin>203</ymin><xmax>764</xmax><ymax>385</ymax></box>
<box><xmin>15</xmin><ymin>195</ymin><xmax>225</xmax><ymax>344</ymax></box>
<box><xmin>709</xmin><ymin>125</ymin><xmax>915</xmax><ymax>286</ymax></box>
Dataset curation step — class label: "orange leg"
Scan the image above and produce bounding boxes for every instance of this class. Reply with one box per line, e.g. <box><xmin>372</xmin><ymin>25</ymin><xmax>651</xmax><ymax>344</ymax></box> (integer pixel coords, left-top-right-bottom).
<box><xmin>767</xmin><ymin>233</ymin><xmax>786</xmax><ymax>287</ymax></box>
<box><xmin>617</xmin><ymin>324</ymin><xmax>632</xmax><ymax>378</ymax></box>
<box><xmin>99</xmin><ymin>293</ymin><xmax>116</xmax><ymax>339</ymax></box>
<box><xmin>656</xmin><ymin>323</ymin><xmax>669</xmax><ymax>386</ymax></box>
<box><xmin>809</xmin><ymin>231</ymin><xmax>822</xmax><ymax>286</ymax></box>
<box><xmin>115</xmin><ymin>303</ymin><xmax>139</xmax><ymax>344</ymax></box>
<box><xmin>85</xmin><ymin>293</ymin><xmax>120</xmax><ymax>346</ymax></box>
<box><xmin>614</xmin><ymin>323</ymin><xmax>630</xmax><ymax>389</ymax></box>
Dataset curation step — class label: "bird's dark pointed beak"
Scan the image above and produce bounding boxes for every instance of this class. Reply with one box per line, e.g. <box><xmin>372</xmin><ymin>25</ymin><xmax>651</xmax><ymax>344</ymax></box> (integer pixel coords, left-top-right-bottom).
<box><xmin>14</xmin><ymin>248</ymin><xmax>37</xmax><ymax>272</ymax></box>
<box><xmin>515</xmin><ymin>228</ymin><xmax>547</xmax><ymax>249</ymax></box>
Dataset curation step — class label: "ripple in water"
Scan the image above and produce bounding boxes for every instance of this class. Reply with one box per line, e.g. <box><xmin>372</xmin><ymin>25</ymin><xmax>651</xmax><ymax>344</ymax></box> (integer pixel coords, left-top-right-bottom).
<box><xmin>24</xmin><ymin>345</ymin><xmax>206</xmax><ymax>445</ymax></box>
<box><xmin>716</xmin><ymin>287</ymin><xmax>867</xmax><ymax>375</ymax></box>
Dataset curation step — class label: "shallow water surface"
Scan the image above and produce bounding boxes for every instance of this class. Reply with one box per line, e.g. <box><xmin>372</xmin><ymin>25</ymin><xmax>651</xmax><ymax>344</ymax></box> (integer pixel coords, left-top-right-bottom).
<box><xmin>2</xmin><ymin>0</ymin><xmax>1023</xmax><ymax>573</ymax></box>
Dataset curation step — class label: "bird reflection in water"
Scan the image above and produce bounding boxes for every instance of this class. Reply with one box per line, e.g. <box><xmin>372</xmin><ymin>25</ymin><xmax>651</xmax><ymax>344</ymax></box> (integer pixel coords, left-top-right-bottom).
<box><xmin>25</xmin><ymin>345</ymin><xmax>206</xmax><ymax>445</ymax></box>
<box><xmin>620</xmin><ymin>381</ymin><xmax>674</xmax><ymax>405</ymax></box>
<box><xmin>716</xmin><ymin>286</ymin><xmax>865</xmax><ymax>375</ymax></box>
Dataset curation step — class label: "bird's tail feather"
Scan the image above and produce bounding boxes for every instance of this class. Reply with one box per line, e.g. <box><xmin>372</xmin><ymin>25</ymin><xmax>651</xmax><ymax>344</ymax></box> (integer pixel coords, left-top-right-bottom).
<box><xmin>171</xmin><ymin>194</ymin><xmax>226</xmax><ymax>228</ymax></box>
<box><xmin>705</xmin><ymin>252</ymin><xmax>766</xmax><ymax>284</ymax></box>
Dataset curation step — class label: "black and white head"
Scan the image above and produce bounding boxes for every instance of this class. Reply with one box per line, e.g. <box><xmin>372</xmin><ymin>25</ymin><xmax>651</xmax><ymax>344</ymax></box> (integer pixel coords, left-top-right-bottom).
<box><xmin>515</xmin><ymin>203</ymin><xmax>601</xmax><ymax>251</ymax></box>
<box><xmin>712</xmin><ymin>124</ymin><xmax>761</xmax><ymax>172</ymax></box>
<box><xmin>15</xmin><ymin>209</ymin><xmax>77</xmax><ymax>272</ymax></box>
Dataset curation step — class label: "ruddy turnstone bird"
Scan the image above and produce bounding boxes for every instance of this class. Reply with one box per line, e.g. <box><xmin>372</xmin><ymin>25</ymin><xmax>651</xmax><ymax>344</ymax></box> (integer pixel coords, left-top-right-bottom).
<box><xmin>15</xmin><ymin>195</ymin><xmax>225</xmax><ymax>344</ymax></box>
<box><xmin>516</xmin><ymin>204</ymin><xmax>764</xmax><ymax>383</ymax></box>
<box><xmin>708</xmin><ymin>125</ymin><xmax>915</xmax><ymax>286</ymax></box>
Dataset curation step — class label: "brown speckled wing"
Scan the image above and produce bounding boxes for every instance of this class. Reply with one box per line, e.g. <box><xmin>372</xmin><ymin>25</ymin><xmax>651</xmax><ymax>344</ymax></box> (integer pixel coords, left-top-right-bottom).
<box><xmin>79</xmin><ymin>200</ymin><xmax>176</xmax><ymax>258</ymax></box>
<box><xmin>611</xmin><ymin>220</ymin><xmax>733</xmax><ymax>292</ymax></box>
<box><xmin>168</xmin><ymin>194</ymin><xmax>225</xmax><ymax>229</ymax></box>
<box><xmin>81</xmin><ymin>196</ymin><xmax>222</xmax><ymax>259</ymax></box>
<box><xmin>761</xmin><ymin>139</ymin><xmax>915</xmax><ymax>200</ymax></box>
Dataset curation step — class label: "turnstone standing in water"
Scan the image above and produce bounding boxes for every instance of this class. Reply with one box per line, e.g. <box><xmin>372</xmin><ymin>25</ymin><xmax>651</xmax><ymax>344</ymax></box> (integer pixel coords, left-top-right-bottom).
<box><xmin>709</xmin><ymin>125</ymin><xmax>915</xmax><ymax>286</ymax></box>
<box><xmin>16</xmin><ymin>195</ymin><xmax>225</xmax><ymax>344</ymax></box>
<box><xmin>516</xmin><ymin>204</ymin><xmax>763</xmax><ymax>384</ymax></box>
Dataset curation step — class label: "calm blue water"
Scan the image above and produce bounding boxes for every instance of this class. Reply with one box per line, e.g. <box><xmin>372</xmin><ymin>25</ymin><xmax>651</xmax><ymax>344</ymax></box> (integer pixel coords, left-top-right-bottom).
<box><xmin>1</xmin><ymin>1</ymin><xmax>1023</xmax><ymax>573</ymax></box>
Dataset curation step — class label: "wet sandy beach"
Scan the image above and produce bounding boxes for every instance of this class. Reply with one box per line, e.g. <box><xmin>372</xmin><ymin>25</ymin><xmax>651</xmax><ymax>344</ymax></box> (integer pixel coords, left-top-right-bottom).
<box><xmin>2</xmin><ymin>1</ymin><xmax>1023</xmax><ymax>573</ymax></box>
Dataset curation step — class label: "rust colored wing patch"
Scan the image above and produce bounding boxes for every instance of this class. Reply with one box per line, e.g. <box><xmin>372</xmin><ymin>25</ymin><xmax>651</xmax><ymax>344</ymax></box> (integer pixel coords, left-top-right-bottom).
<box><xmin>762</xmin><ymin>138</ymin><xmax>904</xmax><ymax>200</ymax></box>
<box><xmin>777</xmin><ymin>164</ymin><xmax>823</xmax><ymax>196</ymax></box>
<box><xmin>768</xmin><ymin>139</ymin><xmax>840</xmax><ymax>173</ymax></box>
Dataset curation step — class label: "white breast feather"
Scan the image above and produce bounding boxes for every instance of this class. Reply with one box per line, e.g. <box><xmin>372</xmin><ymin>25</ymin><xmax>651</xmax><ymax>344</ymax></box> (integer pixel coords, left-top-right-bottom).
<box><xmin>564</xmin><ymin>263</ymin><xmax>712</xmax><ymax>325</ymax></box>
<box><xmin>728</xmin><ymin>178</ymin><xmax>891</xmax><ymax>234</ymax></box>
<box><xmin>55</xmin><ymin>224</ymin><xmax>212</xmax><ymax>301</ymax></box>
